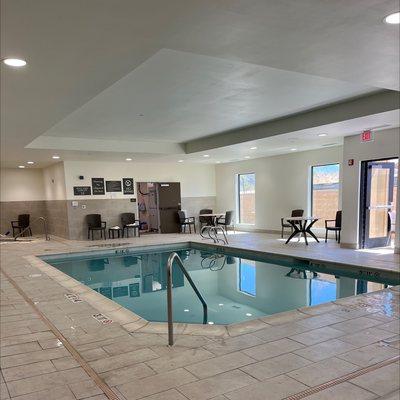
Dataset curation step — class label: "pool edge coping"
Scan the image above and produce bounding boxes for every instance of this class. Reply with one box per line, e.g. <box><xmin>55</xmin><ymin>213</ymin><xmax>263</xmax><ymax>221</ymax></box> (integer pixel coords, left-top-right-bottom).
<box><xmin>24</xmin><ymin>240</ymin><xmax>400</xmax><ymax>338</ymax></box>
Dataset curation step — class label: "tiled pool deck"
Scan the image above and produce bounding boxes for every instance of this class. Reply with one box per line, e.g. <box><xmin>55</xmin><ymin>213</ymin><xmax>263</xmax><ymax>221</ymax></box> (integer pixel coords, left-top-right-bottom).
<box><xmin>0</xmin><ymin>233</ymin><xmax>399</xmax><ymax>400</ymax></box>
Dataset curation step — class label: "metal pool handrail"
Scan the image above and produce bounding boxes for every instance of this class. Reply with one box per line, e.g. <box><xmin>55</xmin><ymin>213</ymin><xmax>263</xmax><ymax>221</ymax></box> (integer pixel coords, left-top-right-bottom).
<box><xmin>166</xmin><ymin>252</ymin><xmax>208</xmax><ymax>346</ymax></box>
<box><xmin>14</xmin><ymin>216</ymin><xmax>50</xmax><ymax>241</ymax></box>
<box><xmin>200</xmin><ymin>225</ymin><xmax>228</xmax><ymax>244</ymax></box>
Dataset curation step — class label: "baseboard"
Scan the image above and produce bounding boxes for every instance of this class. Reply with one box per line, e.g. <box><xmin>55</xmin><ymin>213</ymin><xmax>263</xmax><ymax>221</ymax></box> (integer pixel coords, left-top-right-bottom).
<box><xmin>340</xmin><ymin>242</ymin><xmax>359</xmax><ymax>249</ymax></box>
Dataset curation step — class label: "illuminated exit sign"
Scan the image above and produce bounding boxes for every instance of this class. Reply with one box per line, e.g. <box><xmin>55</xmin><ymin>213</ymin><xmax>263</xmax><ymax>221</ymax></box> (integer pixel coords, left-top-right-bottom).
<box><xmin>361</xmin><ymin>130</ymin><xmax>374</xmax><ymax>142</ymax></box>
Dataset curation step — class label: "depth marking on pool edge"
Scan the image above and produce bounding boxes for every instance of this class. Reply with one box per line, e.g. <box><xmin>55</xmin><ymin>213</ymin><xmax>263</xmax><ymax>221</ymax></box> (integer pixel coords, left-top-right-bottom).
<box><xmin>283</xmin><ymin>354</ymin><xmax>400</xmax><ymax>400</ymax></box>
<box><xmin>1</xmin><ymin>268</ymin><xmax>121</xmax><ymax>400</ymax></box>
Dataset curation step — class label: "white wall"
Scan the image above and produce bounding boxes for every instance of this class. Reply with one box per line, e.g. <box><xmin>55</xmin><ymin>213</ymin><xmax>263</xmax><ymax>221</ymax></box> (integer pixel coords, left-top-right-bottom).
<box><xmin>42</xmin><ymin>162</ymin><xmax>67</xmax><ymax>200</ymax></box>
<box><xmin>63</xmin><ymin>160</ymin><xmax>216</xmax><ymax>200</ymax></box>
<box><xmin>341</xmin><ymin>128</ymin><xmax>400</xmax><ymax>248</ymax></box>
<box><xmin>215</xmin><ymin>146</ymin><xmax>342</xmax><ymax>232</ymax></box>
<box><xmin>0</xmin><ymin>168</ymin><xmax>46</xmax><ymax>201</ymax></box>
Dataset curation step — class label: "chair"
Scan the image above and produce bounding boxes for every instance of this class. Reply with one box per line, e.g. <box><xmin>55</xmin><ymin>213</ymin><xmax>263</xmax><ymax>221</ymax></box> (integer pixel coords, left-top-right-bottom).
<box><xmin>11</xmin><ymin>214</ymin><xmax>31</xmax><ymax>237</ymax></box>
<box><xmin>177</xmin><ymin>211</ymin><xmax>196</xmax><ymax>234</ymax></box>
<box><xmin>281</xmin><ymin>209</ymin><xmax>304</xmax><ymax>238</ymax></box>
<box><xmin>216</xmin><ymin>211</ymin><xmax>235</xmax><ymax>233</ymax></box>
<box><xmin>199</xmin><ymin>209</ymin><xmax>213</xmax><ymax>228</ymax></box>
<box><xmin>121</xmin><ymin>213</ymin><xmax>140</xmax><ymax>238</ymax></box>
<box><xmin>325</xmin><ymin>211</ymin><xmax>342</xmax><ymax>243</ymax></box>
<box><xmin>86</xmin><ymin>214</ymin><xmax>106</xmax><ymax>240</ymax></box>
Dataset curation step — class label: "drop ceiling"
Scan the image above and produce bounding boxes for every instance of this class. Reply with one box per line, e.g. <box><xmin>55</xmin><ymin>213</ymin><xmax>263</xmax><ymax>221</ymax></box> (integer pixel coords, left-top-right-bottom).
<box><xmin>1</xmin><ymin>0</ymin><xmax>399</xmax><ymax>168</ymax></box>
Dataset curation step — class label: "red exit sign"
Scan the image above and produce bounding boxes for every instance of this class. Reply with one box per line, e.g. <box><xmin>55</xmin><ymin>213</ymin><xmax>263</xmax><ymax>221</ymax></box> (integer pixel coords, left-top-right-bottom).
<box><xmin>361</xmin><ymin>130</ymin><xmax>374</xmax><ymax>142</ymax></box>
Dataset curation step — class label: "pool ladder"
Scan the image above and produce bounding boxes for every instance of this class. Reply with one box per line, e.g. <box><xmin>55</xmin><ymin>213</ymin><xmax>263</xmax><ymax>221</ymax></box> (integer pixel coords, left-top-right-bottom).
<box><xmin>200</xmin><ymin>225</ymin><xmax>228</xmax><ymax>245</ymax></box>
<box><xmin>166</xmin><ymin>252</ymin><xmax>208</xmax><ymax>346</ymax></box>
<box><xmin>14</xmin><ymin>216</ymin><xmax>50</xmax><ymax>241</ymax></box>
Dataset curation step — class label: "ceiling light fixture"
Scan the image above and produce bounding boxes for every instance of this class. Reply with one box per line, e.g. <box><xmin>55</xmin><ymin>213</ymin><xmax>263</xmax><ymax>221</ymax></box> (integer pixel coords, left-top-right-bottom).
<box><xmin>3</xmin><ymin>58</ymin><xmax>27</xmax><ymax>67</ymax></box>
<box><xmin>178</xmin><ymin>160</ymin><xmax>184</xmax><ymax>163</ymax></box>
<box><xmin>18</xmin><ymin>165</ymin><xmax>25</xmax><ymax>168</ymax></box>
<box><xmin>250</xmin><ymin>146</ymin><xmax>258</xmax><ymax>150</ymax></box>
<box><xmin>318</xmin><ymin>133</ymin><xmax>327</xmax><ymax>137</ymax></box>
<box><xmin>125</xmin><ymin>158</ymin><xmax>132</xmax><ymax>161</ymax></box>
<box><xmin>52</xmin><ymin>155</ymin><xmax>60</xmax><ymax>159</ymax></box>
<box><xmin>384</xmin><ymin>11</ymin><xmax>400</xmax><ymax>24</ymax></box>
<box><xmin>27</xmin><ymin>161</ymin><xmax>34</xmax><ymax>164</ymax></box>
<box><xmin>244</xmin><ymin>156</ymin><xmax>251</xmax><ymax>159</ymax></box>
<box><xmin>216</xmin><ymin>161</ymin><xmax>221</xmax><ymax>164</ymax></box>
<box><xmin>203</xmin><ymin>154</ymin><xmax>210</xmax><ymax>158</ymax></box>
<box><xmin>290</xmin><ymin>148</ymin><xmax>297</xmax><ymax>151</ymax></box>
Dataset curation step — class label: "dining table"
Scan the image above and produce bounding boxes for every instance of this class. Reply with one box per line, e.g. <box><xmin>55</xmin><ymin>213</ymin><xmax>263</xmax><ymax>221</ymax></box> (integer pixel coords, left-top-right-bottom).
<box><xmin>284</xmin><ymin>216</ymin><xmax>319</xmax><ymax>245</ymax></box>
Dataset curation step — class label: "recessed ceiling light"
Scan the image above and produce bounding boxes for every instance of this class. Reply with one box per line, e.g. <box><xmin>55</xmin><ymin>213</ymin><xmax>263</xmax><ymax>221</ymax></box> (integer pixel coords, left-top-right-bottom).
<box><xmin>250</xmin><ymin>146</ymin><xmax>257</xmax><ymax>150</ymax></box>
<box><xmin>27</xmin><ymin>161</ymin><xmax>34</xmax><ymax>164</ymax></box>
<box><xmin>203</xmin><ymin>154</ymin><xmax>210</xmax><ymax>158</ymax></box>
<box><xmin>3</xmin><ymin>58</ymin><xmax>27</xmax><ymax>67</ymax></box>
<box><xmin>318</xmin><ymin>133</ymin><xmax>327</xmax><ymax>137</ymax></box>
<box><xmin>216</xmin><ymin>161</ymin><xmax>221</xmax><ymax>164</ymax></box>
<box><xmin>290</xmin><ymin>148</ymin><xmax>297</xmax><ymax>151</ymax></box>
<box><xmin>244</xmin><ymin>156</ymin><xmax>251</xmax><ymax>159</ymax></box>
<box><xmin>208</xmin><ymin>321</ymin><xmax>214</xmax><ymax>325</ymax></box>
<box><xmin>18</xmin><ymin>165</ymin><xmax>25</xmax><ymax>168</ymax></box>
<box><xmin>178</xmin><ymin>160</ymin><xmax>184</xmax><ymax>163</ymax></box>
<box><xmin>125</xmin><ymin>158</ymin><xmax>132</xmax><ymax>161</ymax></box>
<box><xmin>52</xmin><ymin>155</ymin><xmax>60</xmax><ymax>159</ymax></box>
<box><xmin>384</xmin><ymin>12</ymin><xmax>400</xmax><ymax>24</ymax></box>
<box><xmin>246</xmin><ymin>313</ymin><xmax>252</xmax><ymax>317</ymax></box>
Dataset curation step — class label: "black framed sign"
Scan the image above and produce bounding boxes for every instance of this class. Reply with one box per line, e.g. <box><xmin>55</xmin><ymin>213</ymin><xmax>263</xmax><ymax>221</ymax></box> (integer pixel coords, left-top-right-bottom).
<box><xmin>73</xmin><ymin>186</ymin><xmax>91</xmax><ymax>196</ymax></box>
<box><xmin>92</xmin><ymin>178</ymin><xmax>105</xmax><ymax>195</ymax></box>
<box><xmin>123</xmin><ymin>178</ymin><xmax>134</xmax><ymax>195</ymax></box>
<box><xmin>106</xmin><ymin>180</ymin><xmax>122</xmax><ymax>192</ymax></box>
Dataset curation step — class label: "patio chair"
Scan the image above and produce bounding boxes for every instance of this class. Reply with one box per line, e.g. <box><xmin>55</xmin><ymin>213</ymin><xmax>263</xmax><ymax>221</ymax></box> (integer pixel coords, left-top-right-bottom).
<box><xmin>177</xmin><ymin>210</ymin><xmax>196</xmax><ymax>234</ymax></box>
<box><xmin>121</xmin><ymin>213</ymin><xmax>140</xmax><ymax>237</ymax></box>
<box><xmin>281</xmin><ymin>209</ymin><xmax>304</xmax><ymax>238</ymax></box>
<box><xmin>199</xmin><ymin>209</ymin><xmax>213</xmax><ymax>228</ymax></box>
<box><xmin>11</xmin><ymin>214</ymin><xmax>31</xmax><ymax>237</ymax></box>
<box><xmin>216</xmin><ymin>210</ymin><xmax>235</xmax><ymax>233</ymax></box>
<box><xmin>86</xmin><ymin>214</ymin><xmax>106</xmax><ymax>240</ymax></box>
<box><xmin>325</xmin><ymin>210</ymin><xmax>342</xmax><ymax>243</ymax></box>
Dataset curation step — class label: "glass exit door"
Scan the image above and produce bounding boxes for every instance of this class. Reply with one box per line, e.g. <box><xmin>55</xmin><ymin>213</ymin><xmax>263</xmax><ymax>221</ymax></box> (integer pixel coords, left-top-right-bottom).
<box><xmin>360</xmin><ymin>158</ymin><xmax>397</xmax><ymax>248</ymax></box>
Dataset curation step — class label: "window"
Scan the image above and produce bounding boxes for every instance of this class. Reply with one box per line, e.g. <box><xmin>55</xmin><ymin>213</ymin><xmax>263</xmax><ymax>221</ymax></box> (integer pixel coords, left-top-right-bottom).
<box><xmin>311</xmin><ymin>164</ymin><xmax>340</xmax><ymax>228</ymax></box>
<box><xmin>237</xmin><ymin>173</ymin><xmax>255</xmax><ymax>224</ymax></box>
<box><xmin>238</xmin><ymin>260</ymin><xmax>256</xmax><ymax>296</ymax></box>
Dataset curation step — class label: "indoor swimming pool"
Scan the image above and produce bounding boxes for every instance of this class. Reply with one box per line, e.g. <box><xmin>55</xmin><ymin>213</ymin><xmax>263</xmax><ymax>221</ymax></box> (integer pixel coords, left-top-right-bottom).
<box><xmin>42</xmin><ymin>244</ymin><xmax>398</xmax><ymax>325</ymax></box>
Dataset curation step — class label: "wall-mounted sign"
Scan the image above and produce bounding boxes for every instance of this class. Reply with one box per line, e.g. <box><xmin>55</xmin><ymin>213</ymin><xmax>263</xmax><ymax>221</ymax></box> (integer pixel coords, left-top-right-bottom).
<box><xmin>106</xmin><ymin>180</ymin><xmax>122</xmax><ymax>192</ymax></box>
<box><xmin>348</xmin><ymin>159</ymin><xmax>354</xmax><ymax>166</ymax></box>
<box><xmin>73</xmin><ymin>186</ymin><xmax>91</xmax><ymax>196</ymax></box>
<box><xmin>92</xmin><ymin>177</ymin><xmax>105</xmax><ymax>195</ymax></box>
<box><xmin>123</xmin><ymin>178</ymin><xmax>134</xmax><ymax>194</ymax></box>
<box><xmin>361</xmin><ymin>130</ymin><xmax>374</xmax><ymax>142</ymax></box>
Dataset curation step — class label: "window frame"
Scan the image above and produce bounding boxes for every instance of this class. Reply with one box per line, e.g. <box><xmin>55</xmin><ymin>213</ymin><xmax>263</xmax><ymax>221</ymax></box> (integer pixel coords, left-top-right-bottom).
<box><xmin>236</xmin><ymin>172</ymin><xmax>256</xmax><ymax>225</ymax></box>
<box><xmin>310</xmin><ymin>162</ymin><xmax>340</xmax><ymax>220</ymax></box>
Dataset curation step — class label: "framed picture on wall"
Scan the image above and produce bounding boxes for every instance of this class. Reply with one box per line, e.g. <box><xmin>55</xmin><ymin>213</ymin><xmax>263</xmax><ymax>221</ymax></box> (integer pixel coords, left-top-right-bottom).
<box><xmin>106</xmin><ymin>180</ymin><xmax>122</xmax><ymax>192</ymax></box>
<box><xmin>92</xmin><ymin>178</ymin><xmax>105</xmax><ymax>195</ymax></box>
<box><xmin>123</xmin><ymin>178</ymin><xmax>134</xmax><ymax>194</ymax></box>
<box><xmin>73</xmin><ymin>186</ymin><xmax>91</xmax><ymax>196</ymax></box>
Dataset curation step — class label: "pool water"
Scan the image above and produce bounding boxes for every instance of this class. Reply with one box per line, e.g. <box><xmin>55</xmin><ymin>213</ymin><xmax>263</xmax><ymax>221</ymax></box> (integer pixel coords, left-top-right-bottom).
<box><xmin>43</xmin><ymin>245</ymin><xmax>395</xmax><ymax>325</ymax></box>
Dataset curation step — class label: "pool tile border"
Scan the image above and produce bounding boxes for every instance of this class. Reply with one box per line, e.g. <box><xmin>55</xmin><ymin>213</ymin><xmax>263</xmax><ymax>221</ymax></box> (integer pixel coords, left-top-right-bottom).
<box><xmin>24</xmin><ymin>253</ymin><xmax>400</xmax><ymax>339</ymax></box>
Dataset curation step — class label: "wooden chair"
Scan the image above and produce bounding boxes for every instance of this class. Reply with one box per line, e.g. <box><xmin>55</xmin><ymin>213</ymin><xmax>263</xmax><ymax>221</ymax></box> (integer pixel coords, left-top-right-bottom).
<box><xmin>177</xmin><ymin>210</ymin><xmax>196</xmax><ymax>234</ymax></box>
<box><xmin>325</xmin><ymin>211</ymin><xmax>342</xmax><ymax>243</ymax></box>
<box><xmin>86</xmin><ymin>214</ymin><xmax>106</xmax><ymax>240</ymax></box>
<box><xmin>281</xmin><ymin>209</ymin><xmax>304</xmax><ymax>238</ymax></box>
<box><xmin>11</xmin><ymin>214</ymin><xmax>31</xmax><ymax>237</ymax></box>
